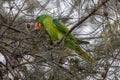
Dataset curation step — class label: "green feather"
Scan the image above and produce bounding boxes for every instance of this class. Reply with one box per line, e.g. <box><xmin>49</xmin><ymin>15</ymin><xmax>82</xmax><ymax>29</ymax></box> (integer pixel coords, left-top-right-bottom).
<box><xmin>64</xmin><ymin>39</ymin><xmax>95</xmax><ymax>63</ymax></box>
<box><xmin>53</xmin><ymin>19</ymin><xmax>67</xmax><ymax>34</ymax></box>
<box><xmin>35</xmin><ymin>14</ymin><xmax>95</xmax><ymax>64</ymax></box>
<box><xmin>35</xmin><ymin>14</ymin><xmax>52</xmax><ymax>23</ymax></box>
<box><xmin>53</xmin><ymin>19</ymin><xmax>76</xmax><ymax>42</ymax></box>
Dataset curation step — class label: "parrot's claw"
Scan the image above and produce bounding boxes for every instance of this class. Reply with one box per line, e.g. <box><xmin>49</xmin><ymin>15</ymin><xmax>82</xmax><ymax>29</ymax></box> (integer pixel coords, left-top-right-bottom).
<box><xmin>48</xmin><ymin>41</ymin><xmax>60</xmax><ymax>47</ymax></box>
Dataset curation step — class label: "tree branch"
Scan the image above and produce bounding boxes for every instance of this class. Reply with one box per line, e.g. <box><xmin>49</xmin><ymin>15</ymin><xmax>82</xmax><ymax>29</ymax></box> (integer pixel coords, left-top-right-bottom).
<box><xmin>58</xmin><ymin>0</ymin><xmax>110</xmax><ymax>44</ymax></box>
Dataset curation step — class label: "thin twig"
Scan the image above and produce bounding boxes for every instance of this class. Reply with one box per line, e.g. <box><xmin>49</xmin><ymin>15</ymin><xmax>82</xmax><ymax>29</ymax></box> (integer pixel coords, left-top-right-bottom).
<box><xmin>102</xmin><ymin>51</ymin><xmax>120</xmax><ymax>80</ymax></box>
<box><xmin>58</xmin><ymin>0</ymin><xmax>110</xmax><ymax>44</ymax></box>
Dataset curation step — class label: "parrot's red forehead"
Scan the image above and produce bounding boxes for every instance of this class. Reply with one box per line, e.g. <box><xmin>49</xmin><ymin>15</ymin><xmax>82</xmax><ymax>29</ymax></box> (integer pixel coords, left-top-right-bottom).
<box><xmin>34</xmin><ymin>22</ymin><xmax>39</xmax><ymax>29</ymax></box>
<box><xmin>34</xmin><ymin>22</ymin><xmax>42</xmax><ymax>29</ymax></box>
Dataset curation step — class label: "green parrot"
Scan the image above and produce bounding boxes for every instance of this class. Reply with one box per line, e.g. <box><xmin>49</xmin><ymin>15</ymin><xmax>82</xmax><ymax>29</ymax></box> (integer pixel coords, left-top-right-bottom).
<box><xmin>34</xmin><ymin>14</ymin><xmax>95</xmax><ymax>64</ymax></box>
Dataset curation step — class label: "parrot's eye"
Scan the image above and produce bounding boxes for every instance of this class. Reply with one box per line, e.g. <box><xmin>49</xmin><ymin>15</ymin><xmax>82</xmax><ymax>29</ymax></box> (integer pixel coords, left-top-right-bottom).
<box><xmin>34</xmin><ymin>22</ymin><xmax>42</xmax><ymax>29</ymax></box>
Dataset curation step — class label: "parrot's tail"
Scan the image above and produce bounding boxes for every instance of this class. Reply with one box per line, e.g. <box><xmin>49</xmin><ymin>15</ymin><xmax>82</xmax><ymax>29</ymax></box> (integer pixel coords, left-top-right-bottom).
<box><xmin>64</xmin><ymin>39</ymin><xmax>95</xmax><ymax>64</ymax></box>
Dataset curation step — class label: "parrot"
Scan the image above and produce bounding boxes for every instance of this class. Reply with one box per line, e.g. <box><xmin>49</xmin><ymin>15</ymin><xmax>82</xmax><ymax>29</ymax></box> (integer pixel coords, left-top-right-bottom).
<box><xmin>34</xmin><ymin>14</ymin><xmax>95</xmax><ymax>64</ymax></box>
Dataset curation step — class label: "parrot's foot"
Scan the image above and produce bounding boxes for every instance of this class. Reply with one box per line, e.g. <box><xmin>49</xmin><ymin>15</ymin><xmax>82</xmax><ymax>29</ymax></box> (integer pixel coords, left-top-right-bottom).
<box><xmin>56</xmin><ymin>41</ymin><xmax>61</xmax><ymax>45</ymax></box>
<box><xmin>49</xmin><ymin>41</ymin><xmax>61</xmax><ymax>47</ymax></box>
<box><xmin>54</xmin><ymin>41</ymin><xmax>61</xmax><ymax>46</ymax></box>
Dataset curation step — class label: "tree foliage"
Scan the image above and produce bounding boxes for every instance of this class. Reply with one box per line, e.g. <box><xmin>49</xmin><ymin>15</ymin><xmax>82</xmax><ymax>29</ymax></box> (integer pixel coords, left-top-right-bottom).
<box><xmin>0</xmin><ymin>0</ymin><xmax>120</xmax><ymax>80</ymax></box>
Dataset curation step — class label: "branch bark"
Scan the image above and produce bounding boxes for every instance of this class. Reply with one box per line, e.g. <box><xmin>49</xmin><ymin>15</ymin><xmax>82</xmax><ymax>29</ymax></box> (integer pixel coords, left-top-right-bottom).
<box><xmin>58</xmin><ymin>0</ymin><xmax>110</xmax><ymax>44</ymax></box>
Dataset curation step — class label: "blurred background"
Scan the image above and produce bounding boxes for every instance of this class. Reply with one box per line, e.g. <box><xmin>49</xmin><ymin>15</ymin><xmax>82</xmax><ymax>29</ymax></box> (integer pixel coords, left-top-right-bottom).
<box><xmin>0</xmin><ymin>0</ymin><xmax>120</xmax><ymax>80</ymax></box>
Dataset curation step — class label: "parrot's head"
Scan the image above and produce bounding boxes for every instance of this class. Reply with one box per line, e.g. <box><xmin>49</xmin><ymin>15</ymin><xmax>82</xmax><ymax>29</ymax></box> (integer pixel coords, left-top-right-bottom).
<box><xmin>34</xmin><ymin>14</ymin><xmax>51</xmax><ymax>29</ymax></box>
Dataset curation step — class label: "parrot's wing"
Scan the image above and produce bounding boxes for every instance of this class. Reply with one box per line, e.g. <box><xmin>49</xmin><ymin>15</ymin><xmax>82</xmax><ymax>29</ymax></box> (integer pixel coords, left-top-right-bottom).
<box><xmin>53</xmin><ymin>19</ymin><xmax>68</xmax><ymax>34</ymax></box>
<box><xmin>53</xmin><ymin>19</ymin><xmax>76</xmax><ymax>41</ymax></box>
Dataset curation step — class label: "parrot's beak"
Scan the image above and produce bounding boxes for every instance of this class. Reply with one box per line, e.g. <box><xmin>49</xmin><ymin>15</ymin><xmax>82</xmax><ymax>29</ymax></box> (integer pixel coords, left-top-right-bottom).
<box><xmin>34</xmin><ymin>22</ymin><xmax>42</xmax><ymax>29</ymax></box>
